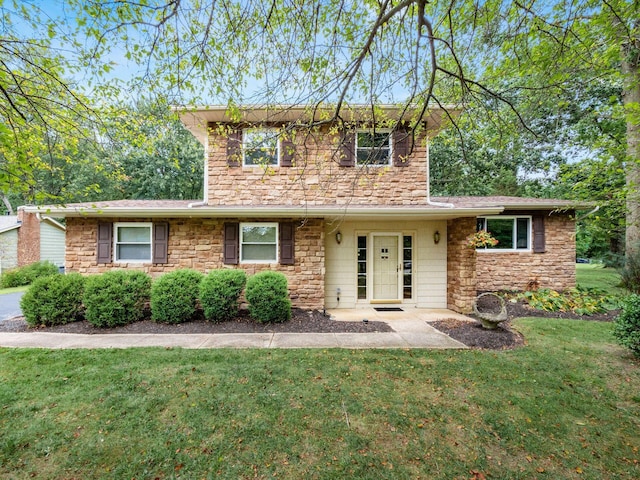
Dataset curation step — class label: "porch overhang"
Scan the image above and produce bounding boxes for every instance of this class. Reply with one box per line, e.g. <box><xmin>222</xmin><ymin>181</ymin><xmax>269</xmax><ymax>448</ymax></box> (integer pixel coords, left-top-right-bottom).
<box><xmin>23</xmin><ymin>203</ymin><xmax>503</xmax><ymax>221</ymax></box>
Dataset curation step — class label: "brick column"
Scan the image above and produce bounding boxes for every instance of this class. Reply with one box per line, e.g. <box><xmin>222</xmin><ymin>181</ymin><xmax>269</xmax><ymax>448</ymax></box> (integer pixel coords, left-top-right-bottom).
<box><xmin>447</xmin><ymin>217</ymin><xmax>477</xmax><ymax>313</ymax></box>
<box><xmin>17</xmin><ymin>208</ymin><xmax>40</xmax><ymax>266</ymax></box>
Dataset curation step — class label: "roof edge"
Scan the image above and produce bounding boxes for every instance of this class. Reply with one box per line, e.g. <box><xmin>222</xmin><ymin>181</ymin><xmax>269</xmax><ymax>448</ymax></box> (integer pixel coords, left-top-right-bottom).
<box><xmin>22</xmin><ymin>204</ymin><xmax>503</xmax><ymax>220</ymax></box>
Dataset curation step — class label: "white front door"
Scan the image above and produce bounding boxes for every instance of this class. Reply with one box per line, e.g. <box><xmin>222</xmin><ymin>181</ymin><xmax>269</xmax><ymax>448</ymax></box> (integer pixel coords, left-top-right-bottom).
<box><xmin>372</xmin><ymin>235</ymin><xmax>401</xmax><ymax>301</ymax></box>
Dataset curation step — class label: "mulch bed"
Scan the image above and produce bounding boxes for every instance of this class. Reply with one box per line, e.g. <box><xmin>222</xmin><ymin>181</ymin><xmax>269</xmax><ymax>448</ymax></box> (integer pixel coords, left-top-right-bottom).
<box><xmin>433</xmin><ymin>299</ymin><xmax>618</xmax><ymax>350</ymax></box>
<box><xmin>0</xmin><ymin>309</ymin><xmax>392</xmax><ymax>335</ymax></box>
<box><xmin>0</xmin><ymin>301</ymin><xmax>619</xmax><ymax>351</ymax></box>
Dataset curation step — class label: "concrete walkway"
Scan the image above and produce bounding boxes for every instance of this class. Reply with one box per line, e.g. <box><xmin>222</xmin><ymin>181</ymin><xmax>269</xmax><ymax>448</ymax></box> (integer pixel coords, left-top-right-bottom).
<box><xmin>0</xmin><ymin>309</ymin><xmax>472</xmax><ymax>350</ymax></box>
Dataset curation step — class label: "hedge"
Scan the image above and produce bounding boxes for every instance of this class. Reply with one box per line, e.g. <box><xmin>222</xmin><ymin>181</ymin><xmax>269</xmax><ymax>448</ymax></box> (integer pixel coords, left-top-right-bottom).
<box><xmin>151</xmin><ymin>269</ymin><xmax>204</xmax><ymax>324</ymax></box>
<box><xmin>84</xmin><ymin>270</ymin><xmax>151</xmax><ymax>328</ymax></box>
<box><xmin>20</xmin><ymin>273</ymin><xmax>85</xmax><ymax>327</ymax></box>
<box><xmin>245</xmin><ymin>271</ymin><xmax>291</xmax><ymax>323</ymax></box>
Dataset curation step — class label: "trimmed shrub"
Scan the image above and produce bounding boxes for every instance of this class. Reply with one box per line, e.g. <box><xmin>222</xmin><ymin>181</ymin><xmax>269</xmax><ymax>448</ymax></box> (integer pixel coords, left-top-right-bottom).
<box><xmin>199</xmin><ymin>269</ymin><xmax>246</xmax><ymax>322</ymax></box>
<box><xmin>151</xmin><ymin>269</ymin><xmax>204</xmax><ymax>324</ymax></box>
<box><xmin>1</xmin><ymin>261</ymin><xmax>59</xmax><ymax>288</ymax></box>
<box><xmin>613</xmin><ymin>294</ymin><xmax>640</xmax><ymax>356</ymax></box>
<box><xmin>20</xmin><ymin>273</ymin><xmax>85</xmax><ymax>327</ymax></box>
<box><xmin>245</xmin><ymin>271</ymin><xmax>291</xmax><ymax>323</ymax></box>
<box><xmin>84</xmin><ymin>270</ymin><xmax>151</xmax><ymax>328</ymax></box>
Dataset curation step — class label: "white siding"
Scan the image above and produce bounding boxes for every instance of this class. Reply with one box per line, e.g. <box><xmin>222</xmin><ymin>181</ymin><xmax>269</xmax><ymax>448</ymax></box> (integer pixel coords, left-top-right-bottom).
<box><xmin>40</xmin><ymin>222</ymin><xmax>65</xmax><ymax>267</ymax></box>
<box><xmin>324</xmin><ymin>220</ymin><xmax>447</xmax><ymax>309</ymax></box>
<box><xmin>0</xmin><ymin>229</ymin><xmax>19</xmax><ymax>273</ymax></box>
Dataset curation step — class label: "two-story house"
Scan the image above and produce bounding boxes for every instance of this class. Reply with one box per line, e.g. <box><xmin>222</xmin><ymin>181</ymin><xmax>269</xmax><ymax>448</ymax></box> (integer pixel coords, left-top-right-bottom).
<box><xmin>27</xmin><ymin>105</ymin><xmax>581</xmax><ymax>313</ymax></box>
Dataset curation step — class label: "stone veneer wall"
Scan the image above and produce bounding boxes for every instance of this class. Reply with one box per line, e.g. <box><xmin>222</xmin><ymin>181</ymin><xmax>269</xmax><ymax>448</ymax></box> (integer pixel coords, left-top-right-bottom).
<box><xmin>476</xmin><ymin>213</ymin><xmax>576</xmax><ymax>292</ymax></box>
<box><xmin>206</xmin><ymin>126</ymin><xmax>429</xmax><ymax>206</ymax></box>
<box><xmin>65</xmin><ymin>217</ymin><xmax>325</xmax><ymax>310</ymax></box>
<box><xmin>17</xmin><ymin>209</ymin><xmax>40</xmax><ymax>266</ymax></box>
<box><xmin>447</xmin><ymin>217</ymin><xmax>477</xmax><ymax>313</ymax></box>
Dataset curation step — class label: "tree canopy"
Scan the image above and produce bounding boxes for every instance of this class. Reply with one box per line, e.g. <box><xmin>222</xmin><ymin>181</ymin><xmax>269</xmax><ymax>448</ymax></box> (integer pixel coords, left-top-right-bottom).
<box><xmin>0</xmin><ymin>0</ymin><xmax>638</xmax><ymax>258</ymax></box>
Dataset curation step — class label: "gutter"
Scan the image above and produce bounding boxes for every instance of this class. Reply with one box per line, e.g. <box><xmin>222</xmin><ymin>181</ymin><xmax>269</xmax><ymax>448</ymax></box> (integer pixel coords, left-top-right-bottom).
<box><xmin>22</xmin><ymin>205</ymin><xmax>504</xmax><ymax>220</ymax></box>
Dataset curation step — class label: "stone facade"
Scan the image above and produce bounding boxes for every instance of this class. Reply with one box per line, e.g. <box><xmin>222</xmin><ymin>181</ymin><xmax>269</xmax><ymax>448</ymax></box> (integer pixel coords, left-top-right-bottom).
<box><xmin>206</xmin><ymin>126</ymin><xmax>428</xmax><ymax>206</ymax></box>
<box><xmin>476</xmin><ymin>212</ymin><xmax>576</xmax><ymax>292</ymax></box>
<box><xmin>446</xmin><ymin>217</ymin><xmax>477</xmax><ymax>313</ymax></box>
<box><xmin>65</xmin><ymin>217</ymin><xmax>325</xmax><ymax>310</ymax></box>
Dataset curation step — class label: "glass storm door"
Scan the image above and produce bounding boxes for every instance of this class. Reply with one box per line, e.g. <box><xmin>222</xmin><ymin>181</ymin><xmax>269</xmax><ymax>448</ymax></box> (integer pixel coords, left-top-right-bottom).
<box><xmin>372</xmin><ymin>235</ymin><xmax>401</xmax><ymax>301</ymax></box>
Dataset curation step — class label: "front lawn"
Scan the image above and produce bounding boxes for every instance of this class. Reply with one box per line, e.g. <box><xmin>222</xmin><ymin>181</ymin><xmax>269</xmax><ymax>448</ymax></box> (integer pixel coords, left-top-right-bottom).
<box><xmin>0</xmin><ymin>286</ymin><xmax>28</xmax><ymax>295</ymax></box>
<box><xmin>1</xmin><ymin>319</ymin><xmax>639</xmax><ymax>479</ymax></box>
<box><xmin>576</xmin><ymin>263</ymin><xmax>626</xmax><ymax>295</ymax></box>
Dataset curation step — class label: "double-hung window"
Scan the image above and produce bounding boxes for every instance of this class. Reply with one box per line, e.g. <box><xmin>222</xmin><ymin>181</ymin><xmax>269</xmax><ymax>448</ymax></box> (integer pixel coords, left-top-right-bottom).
<box><xmin>476</xmin><ymin>216</ymin><xmax>531</xmax><ymax>251</ymax></box>
<box><xmin>240</xmin><ymin>223</ymin><xmax>278</xmax><ymax>262</ymax></box>
<box><xmin>243</xmin><ymin>128</ymin><xmax>279</xmax><ymax>166</ymax></box>
<box><xmin>356</xmin><ymin>130</ymin><xmax>391</xmax><ymax>166</ymax></box>
<box><xmin>114</xmin><ymin>223</ymin><xmax>152</xmax><ymax>262</ymax></box>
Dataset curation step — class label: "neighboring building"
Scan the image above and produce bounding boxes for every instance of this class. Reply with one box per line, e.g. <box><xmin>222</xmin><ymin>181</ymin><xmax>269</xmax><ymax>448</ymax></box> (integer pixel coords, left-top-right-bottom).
<box><xmin>24</xmin><ymin>105</ymin><xmax>583</xmax><ymax>313</ymax></box>
<box><xmin>0</xmin><ymin>209</ymin><xmax>66</xmax><ymax>274</ymax></box>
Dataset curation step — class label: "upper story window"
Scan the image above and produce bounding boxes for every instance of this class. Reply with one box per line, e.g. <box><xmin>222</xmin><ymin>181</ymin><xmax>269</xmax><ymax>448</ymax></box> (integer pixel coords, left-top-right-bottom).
<box><xmin>243</xmin><ymin>128</ymin><xmax>279</xmax><ymax>166</ymax></box>
<box><xmin>240</xmin><ymin>222</ymin><xmax>278</xmax><ymax>263</ymax></box>
<box><xmin>356</xmin><ymin>130</ymin><xmax>391</xmax><ymax>166</ymax></box>
<box><xmin>476</xmin><ymin>216</ymin><xmax>531</xmax><ymax>251</ymax></box>
<box><xmin>114</xmin><ymin>223</ymin><xmax>152</xmax><ymax>262</ymax></box>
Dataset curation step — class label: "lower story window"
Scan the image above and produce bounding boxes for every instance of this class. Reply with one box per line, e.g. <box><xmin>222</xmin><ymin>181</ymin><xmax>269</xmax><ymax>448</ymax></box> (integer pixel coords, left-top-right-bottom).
<box><xmin>476</xmin><ymin>216</ymin><xmax>531</xmax><ymax>251</ymax></box>
<box><xmin>357</xmin><ymin>235</ymin><xmax>367</xmax><ymax>299</ymax></box>
<box><xmin>403</xmin><ymin>235</ymin><xmax>413</xmax><ymax>299</ymax></box>
<box><xmin>240</xmin><ymin>223</ymin><xmax>278</xmax><ymax>262</ymax></box>
<box><xmin>114</xmin><ymin>223</ymin><xmax>152</xmax><ymax>262</ymax></box>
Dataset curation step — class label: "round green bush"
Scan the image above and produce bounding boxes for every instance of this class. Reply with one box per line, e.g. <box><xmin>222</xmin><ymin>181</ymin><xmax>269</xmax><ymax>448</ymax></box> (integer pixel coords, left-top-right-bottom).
<box><xmin>200</xmin><ymin>269</ymin><xmax>247</xmax><ymax>322</ymax></box>
<box><xmin>1</xmin><ymin>261</ymin><xmax>59</xmax><ymax>288</ymax></box>
<box><xmin>151</xmin><ymin>269</ymin><xmax>204</xmax><ymax>324</ymax></box>
<box><xmin>84</xmin><ymin>270</ymin><xmax>151</xmax><ymax>328</ymax></box>
<box><xmin>613</xmin><ymin>294</ymin><xmax>640</xmax><ymax>356</ymax></box>
<box><xmin>245</xmin><ymin>271</ymin><xmax>291</xmax><ymax>323</ymax></box>
<box><xmin>20</xmin><ymin>273</ymin><xmax>85</xmax><ymax>327</ymax></box>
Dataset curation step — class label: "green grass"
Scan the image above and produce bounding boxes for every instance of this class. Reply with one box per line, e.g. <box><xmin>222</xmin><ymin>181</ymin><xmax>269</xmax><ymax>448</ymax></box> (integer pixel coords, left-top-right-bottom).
<box><xmin>1</xmin><ymin>319</ymin><xmax>639</xmax><ymax>479</ymax></box>
<box><xmin>0</xmin><ymin>285</ymin><xmax>28</xmax><ymax>295</ymax></box>
<box><xmin>577</xmin><ymin>263</ymin><xmax>627</xmax><ymax>295</ymax></box>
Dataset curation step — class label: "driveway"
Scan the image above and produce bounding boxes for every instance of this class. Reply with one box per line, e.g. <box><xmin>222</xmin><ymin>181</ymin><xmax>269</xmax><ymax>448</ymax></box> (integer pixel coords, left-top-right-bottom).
<box><xmin>0</xmin><ymin>292</ymin><xmax>24</xmax><ymax>321</ymax></box>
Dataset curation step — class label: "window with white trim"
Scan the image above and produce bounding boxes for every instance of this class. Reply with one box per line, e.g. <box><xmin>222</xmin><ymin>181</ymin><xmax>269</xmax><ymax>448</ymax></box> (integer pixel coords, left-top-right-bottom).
<box><xmin>356</xmin><ymin>130</ymin><xmax>391</xmax><ymax>166</ymax></box>
<box><xmin>476</xmin><ymin>216</ymin><xmax>531</xmax><ymax>251</ymax></box>
<box><xmin>240</xmin><ymin>223</ymin><xmax>278</xmax><ymax>262</ymax></box>
<box><xmin>243</xmin><ymin>128</ymin><xmax>279</xmax><ymax>166</ymax></box>
<box><xmin>114</xmin><ymin>223</ymin><xmax>152</xmax><ymax>262</ymax></box>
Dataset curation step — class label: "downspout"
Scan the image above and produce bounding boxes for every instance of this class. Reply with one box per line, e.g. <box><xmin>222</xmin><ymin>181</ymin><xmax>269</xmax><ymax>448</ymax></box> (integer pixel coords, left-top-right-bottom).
<box><xmin>576</xmin><ymin>205</ymin><xmax>600</xmax><ymax>222</ymax></box>
<box><xmin>425</xmin><ymin>136</ymin><xmax>454</xmax><ymax>208</ymax></box>
<box><xmin>188</xmin><ymin>130</ymin><xmax>209</xmax><ymax>208</ymax></box>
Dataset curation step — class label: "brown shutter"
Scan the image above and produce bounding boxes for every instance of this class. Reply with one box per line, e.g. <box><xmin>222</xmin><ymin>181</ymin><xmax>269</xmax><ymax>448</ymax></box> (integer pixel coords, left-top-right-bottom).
<box><xmin>279</xmin><ymin>222</ymin><xmax>295</xmax><ymax>265</ymax></box>
<box><xmin>97</xmin><ymin>222</ymin><xmax>112</xmax><ymax>263</ymax></box>
<box><xmin>224</xmin><ymin>222</ymin><xmax>239</xmax><ymax>264</ymax></box>
<box><xmin>533</xmin><ymin>215</ymin><xmax>546</xmax><ymax>253</ymax></box>
<box><xmin>227</xmin><ymin>129</ymin><xmax>242</xmax><ymax>167</ymax></box>
<box><xmin>152</xmin><ymin>222</ymin><xmax>169</xmax><ymax>264</ymax></box>
<box><xmin>393</xmin><ymin>128</ymin><xmax>412</xmax><ymax>167</ymax></box>
<box><xmin>339</xmin><ymin>131</ymin><xmax>355</xmax><ymax>167</ymax></box>
<box><xmin>280</xmin><ymin>133</ymin><xmax>295</xmax><ymax>167</ymax></box>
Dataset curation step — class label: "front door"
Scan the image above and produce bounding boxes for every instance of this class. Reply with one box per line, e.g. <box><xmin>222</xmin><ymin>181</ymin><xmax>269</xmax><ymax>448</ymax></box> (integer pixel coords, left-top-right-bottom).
<box><xmin>372</xmin><ymin>235</ymin><xmax>400</xmax><ymax>301</ymax></box>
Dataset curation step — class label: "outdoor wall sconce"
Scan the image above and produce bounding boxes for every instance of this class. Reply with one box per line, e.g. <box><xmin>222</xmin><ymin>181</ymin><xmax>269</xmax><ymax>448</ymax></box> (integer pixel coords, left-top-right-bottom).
<box><xmin>433</xmin><ymin>230</ymin><xmax>441</xmax><ymax>245</ymax></box>
<box><xmin>336</xmin><ymin>231</ymin><xmax>343</xmax><ymax>244</ymax></box>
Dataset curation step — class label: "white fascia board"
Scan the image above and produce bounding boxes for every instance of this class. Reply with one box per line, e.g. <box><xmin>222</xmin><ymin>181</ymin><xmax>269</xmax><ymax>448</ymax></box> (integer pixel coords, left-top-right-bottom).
<box><xmin>0</xmin><ymin>224</ymin><xmax>20</xmax><ymax>234</ymax></box>
<box><xmin>24</xmin><ymin>205</ymin><xmax>503</xmax><ymax>220</ymax></box>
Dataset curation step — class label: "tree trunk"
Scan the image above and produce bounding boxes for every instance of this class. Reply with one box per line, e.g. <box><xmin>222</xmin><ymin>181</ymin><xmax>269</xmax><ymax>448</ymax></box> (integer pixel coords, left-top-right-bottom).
<box><xmin>1</xmin><ymin>194</ymin><xmax>13</xmax><ymax>215</ymax></box>
<box><xmin>623</xmin><ymin>31</ymin><xmax>640</xmax><ymax>258</ymax></box>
